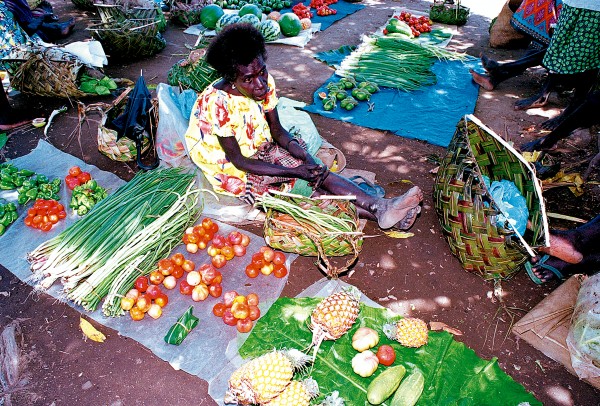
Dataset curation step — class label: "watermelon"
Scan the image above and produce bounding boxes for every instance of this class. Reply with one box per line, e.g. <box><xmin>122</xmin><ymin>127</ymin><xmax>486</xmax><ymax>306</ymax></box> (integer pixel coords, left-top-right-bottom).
<box><xmin>215</xmin><ymin>13</ymin><xmax>240</xmax><ymax>32</ymax></box>
<box><xmin>238</xmin><ymin>4</ymin><xmax>262</xmax><ymax>19</ymax></box>
<box><xmin>238</xmin><ymin>13</ymin><xmax>261</xmax><ymax>27</ymax></box>
<box><xmin>278</xmin><ymin>12</ymin><xmax>302</xmax><ymax>37</ymax></box>
<box><xmin>200</xmin><ymin>4</ymin><xmax>224</xmax><ymax>29</ymax></box>
<box><xmin>258</xmin><ymin>19</ymin><xmax>281</xmax><ymax>42</ymax></box>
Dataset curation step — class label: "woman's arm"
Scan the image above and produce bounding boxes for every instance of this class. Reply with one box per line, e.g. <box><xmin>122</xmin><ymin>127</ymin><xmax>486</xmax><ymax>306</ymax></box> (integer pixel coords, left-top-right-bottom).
<box><xmin>217</xmin><ymin>135</ymin><xmax>325</xmax><ymax>183</ymax></box>
<box><xmin>265</xmin><ymin>108</ymin><xmax>319</xmax><ymax>165</ymax></box>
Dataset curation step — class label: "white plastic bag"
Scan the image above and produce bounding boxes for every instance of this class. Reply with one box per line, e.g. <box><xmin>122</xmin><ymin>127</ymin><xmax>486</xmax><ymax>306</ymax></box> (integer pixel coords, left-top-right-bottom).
<box><xmin>567</xmin><ymin>272</ymin><xmax>600</xmax><ymax>379</ymax></box>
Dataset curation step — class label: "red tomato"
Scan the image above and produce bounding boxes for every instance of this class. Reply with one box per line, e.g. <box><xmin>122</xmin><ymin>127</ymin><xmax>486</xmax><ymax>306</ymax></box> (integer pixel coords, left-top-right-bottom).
<box><xmin>24</xmin><ymin>216</ymin><xmax>33</xmax><ymax>226</ymax></box>
<box><xmin>233</xmin><ymin>244</ymin><xmax>246</xmax><ymax>257</ymax></box>
<box><xmin>68</xmin><ymin>166</ymin><xmax>82</xmax><ymax>176</ymax></box>
<box><xmin>171</xmin><ymin>265</ymin><xmax>184</xmax><ymax>279</ymax></box>
<box><xmin>209</xmin><ymin>222</ymin><xmax>219</xmax><ymax>235</ymax></box>
<box><xmin>40</xmin><ymin>222</ymin><xmax>52</xmax><ymax>232</ymax></box>
<box><xmin>221</xmin><ymin>245</ymin><xmax>235</xmax><ymax>261</ymax></box>
<box><xmin>154</xmin><ymin>293</ymin><xmax>169</xmax><ymax>308</ymax></box>
<box><xmin>201</xmin><ymin>217</ymin><xmax>213</xmax><ymax>230</ymax></box>
<box><xmin>65</xmin><ymin>174</ymin><xmax>80</xmax><ymax>190</ymax></box>
<box><xmin>182</xmin><ymin>259</ymin><xmax>195</xmax><ymax>273</ymax></box>
<box><xmin>251</xmin><ymin>252</ymin><xmax>264</xmax><ymax>267</ymax></box>
<box><xmin>261</xmin><ymin>247</ymin><xmax>275</xmax><ymax>263</ymax></box>
<box><xmin>145</xmin><ymin>284</ymin><xmax>162</xmax><ymax>300</ymax></box>
<box><xmin>248</xmin><ymin>305</ymin><xmax>261</xmax><ymax>321</ymax></box>
<box><xmin>223</xmin><ymin>291</ymin><xmax>239</xmax><ymax>307</ymax></box>
<box><xmin>171</xmin><ymin>252</ymin><xmax>185</xmax><ymax>266</ymax></box>
<box><xmin>209</xmin><ymin>283</ymin><xmax>222</xmax><ymax>298</ymax></box>
<box><xmin>246</xmin><ymin>293</ymin><xmax>259</xmax><ymax>307</ymax></box>
<box><xmin>212</xmin><ymin>271</ymin><xmax>222</xmax><ymax>285</ymax></box>
<box><xmin>158</xmin><ymin>258</ymin><xmax>174</xmax><ymax>276</ymax></box>
<box><xmin>236</xmin><ymin>317</ymin><xmax>253</xmax><ymax>333</ymax></box>
<box><xmin>200</xmin><ymin>265</ymin><xmax>218</xmax><ymax>285</ymax></box>
<box><xmin>134</xmin><ymin>276</ymin><xmax>149</xmax><ymax>292</ymax></box>
<box><xmin>213</xmin><ymin>302</ymin><xmax>227</xmax><ymax>317</ymax></box>
<box><xmin>212</xmin><ymin>254</ymin><xmax>227</xmax><ymax>269</ymax></box>
<box><xmin>228</xmin><ymin>231</ymin><xmax>243</xmax><ymax>245</ymax></box>
<box><xmin>212</xmin><ymin>234</ymin><xmax>227</xmax><ymax>249</ymax></box>
<box><xmin>148</xmin><ymin>270</ymin><xmax>164</xmax><ymax>285</ymax></box>
<box><xmin>222</xmin><ymin>309</ymin><xmax>237</xmax><ymax>326</ymax></box>
<box><xmin>57</xmin><ymin>210</ymin><xmax>67</xmax><ymax>219</ymax></box>
<box><xmin>77</xmin><ymin>172</ymin><xmax>91</xmax><ymax>184</ymax></box>
<box><xmin>27</xmin><ymin>208</ymin><xmax>37</xmax><ymax>217</ymax></box>
<box><xmin>376</xmin><ymin>345</ymin><xmax>396</xmax><ymax>366</ymax></box>
<box><xmin>240</xmin><ymin>234</ymin><xmax>251</xmax><ymax>247</ymax></box>
<box><xmin>273</xmin><ymin>264</ymin><xmax>288</xmax><ymax>278</ymax></box>
<box><xmin>272</xmin><ymin>251</ymin><xmax>286</xmax><ymax>265</ymax></box>
<box><xmin>179</xmin><ymin>280</ymin><xmax>193</xmax><ymax>295</ymax></box>
<box><xmin>245</xmin><ymin>264</ymin><xmax>259</xmax><ymax>279</ymax></box>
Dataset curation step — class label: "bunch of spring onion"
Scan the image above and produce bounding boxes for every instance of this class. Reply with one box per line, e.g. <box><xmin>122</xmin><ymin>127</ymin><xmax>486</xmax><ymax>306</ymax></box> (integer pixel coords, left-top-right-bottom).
<box><xmin>336</xmin><ymin>35</ymin><xmax>470</xmax><ymax>91</ymax></box>
<box><xmin>27</xmin><ymin>168</ymin><xmax>202</xmax><ymax>316</ymax></box>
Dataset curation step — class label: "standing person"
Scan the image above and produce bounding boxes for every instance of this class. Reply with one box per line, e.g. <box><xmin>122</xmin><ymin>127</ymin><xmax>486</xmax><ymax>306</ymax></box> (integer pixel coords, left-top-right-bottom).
<box><xmin>0</xmin><ymin>0</ymin><xmax>31</xmax><ymax>131</ymax></box>
<box><xmin>515</xmin><ymin>0</ymin><xmax>600</xmax><ymax>130</ymax></box>
<box><xmin>184</xmin><ymin>24</ymin><xmax>423</xmax><ymax>230</ymax></box>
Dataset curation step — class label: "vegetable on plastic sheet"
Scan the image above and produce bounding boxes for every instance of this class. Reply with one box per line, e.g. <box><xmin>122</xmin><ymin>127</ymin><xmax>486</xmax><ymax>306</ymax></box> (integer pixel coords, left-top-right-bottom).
<box><xmin>566</xmin><ymin>273</ymin><xmax>600</xmax><ymax>379</ymax></box>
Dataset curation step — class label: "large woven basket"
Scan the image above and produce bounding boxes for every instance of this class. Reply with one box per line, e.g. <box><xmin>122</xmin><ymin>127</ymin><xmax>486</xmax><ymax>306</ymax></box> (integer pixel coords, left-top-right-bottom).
<box><xmin>88</xmin><ymin>19</ymin><xmax>166</xmax><ymax>62</ymax></box>
<box><xmin>262</xmin><ymin>193</ymin><xmax>363</xmax><ymax>278</ymax></box>
<box><xmin>433</xmin><ymin>115</ymin><xmax>549</xmax><ymax>280</ymax></box>
<box><xmin>4</xmin><ymin>46</ymin><xmax>92</xmax><ymax>99</ymax></box>
<box><xmin>71</xmin><ymin>0</ymin><xmax>95</xmax><ymax>11</ymax></box>
<box><xmin>94</xmin><ymin>3</ymin><xmax>167</xmax><ymax>32</ymax></box>
<box><xmin>167</xmin><ymin>49</ymin><xmax>220</xmax><ymax>92</ymax></box>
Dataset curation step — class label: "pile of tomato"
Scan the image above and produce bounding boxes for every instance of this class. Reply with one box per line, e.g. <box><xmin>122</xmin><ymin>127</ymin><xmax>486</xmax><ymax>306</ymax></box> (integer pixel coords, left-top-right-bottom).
<box><xmin>316</xmin><ymin>5</ymin><xmax>336</xmax><ymax>16</ymax></box>
<box><xmin>181</xmin><ymin>217</ymin><xmax>220</xmax><ymax>253</ymax></box>
<box><xmin>212</xmin><ymin>291</ymin><xmax>261</xmax><ymax>333</ymax></box>
<box><xmin>23</xmin><ymin>198</ymin><xmax>67</xmax><ymax>232</ymax></box>
<box><xmin>395</xmin><ymin>11</ymin><xmax>432</xmax><ymax>36</ymax></box>
<box><xmin>244</xmin><ymin>246</ymin><xmax>288</xmax><ymax>279</ymax></box>
<box><xmin>64</xmin><ymin>166</ymin><xmax>92</xmax><ymax>190</ymax></box>
<box><xmin>123</xmin><ymin>276</ymin><xmax>170</xmax><ymax>321</ymax></box>
<box><xmin>206</xmin><ymin>231</ymin><xmax>251</xmax><ymax>269</ymax></box>
<box><xmin>292</xmin><ymin>3</ymin><xmax>312</xmax><ymax>19</ymax></box>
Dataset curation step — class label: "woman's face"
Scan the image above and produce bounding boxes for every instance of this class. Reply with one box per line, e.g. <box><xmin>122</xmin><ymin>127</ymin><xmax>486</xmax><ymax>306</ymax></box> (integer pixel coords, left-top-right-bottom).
<box><xmin>233</xmin><ymin>56</ymin><xmax>269</xmax><ymax>101</ymax></box>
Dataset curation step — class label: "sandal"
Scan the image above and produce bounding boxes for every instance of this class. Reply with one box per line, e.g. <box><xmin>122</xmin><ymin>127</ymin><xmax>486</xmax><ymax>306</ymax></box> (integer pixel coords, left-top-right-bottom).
<box><xmin>348</xmin><ymin>175</ymin><xmax>385</xmax><ymax>198</ymax></box>
<box><xmin>524</xmin><ymin>254</ymin><xmax>564</xmax><ymax>285</ymax></box>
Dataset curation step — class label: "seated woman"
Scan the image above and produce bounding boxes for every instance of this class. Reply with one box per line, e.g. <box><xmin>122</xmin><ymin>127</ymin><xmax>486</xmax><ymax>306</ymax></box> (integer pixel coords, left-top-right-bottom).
<box><xmin>0</xmin><ymin>1</ymin><xmax>32</xmax><ymax>131</ymax></box>
<box><xmin>5</xmin><ymin>0</ymin><xmax>75</xmax><ymax>43</ymax></box>
<box><xmin>525</xmin><ymin>214</ymin><xmax>600</xmax><ymax>284</ymax></box>
<box><xmin>184</xmin><ymin>24</ymin><xmax>423</xmax><ymax>230</ymax></box>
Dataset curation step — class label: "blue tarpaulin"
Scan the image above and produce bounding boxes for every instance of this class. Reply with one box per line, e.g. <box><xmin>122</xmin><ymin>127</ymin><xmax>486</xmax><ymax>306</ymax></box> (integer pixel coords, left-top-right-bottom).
<box><xmin>281</xmin><ymin>0</ymin><xmax>364</xmax><ymax>31</ymax></box>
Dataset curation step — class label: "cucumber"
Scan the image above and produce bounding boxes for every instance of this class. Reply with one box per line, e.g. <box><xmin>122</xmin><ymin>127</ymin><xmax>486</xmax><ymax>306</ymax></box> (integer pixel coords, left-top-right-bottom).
<box><xmin>390</xmin><ymin>369</ymin><xmax>425</xmax><ymax>406</ymax></box>
<box><xmin>366</xmin><ymin>365</ymin><xmax>406</xmax><ymax>405</ymax></box>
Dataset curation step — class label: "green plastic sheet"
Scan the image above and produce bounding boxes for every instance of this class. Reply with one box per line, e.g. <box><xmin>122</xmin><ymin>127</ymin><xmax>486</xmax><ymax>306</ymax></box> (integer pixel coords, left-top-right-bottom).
<box><xmin>164</xmin><ymin>306</ymin><xmax>199</xmax><ymax>346</ymax></box>
<box><xmin>239</xmin><ymin>297</ymin><xmax>541</xmax><ymax>406</ymax></box>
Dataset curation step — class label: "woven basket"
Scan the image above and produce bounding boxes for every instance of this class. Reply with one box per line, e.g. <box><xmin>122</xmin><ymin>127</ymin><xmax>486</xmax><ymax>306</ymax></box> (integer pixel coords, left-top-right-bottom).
<box><xmin>71</xmin><ymin>0</ymin><xmax>95</xmax><ymax>11</ymax></box>
<box><xmin>430</xmin><ymin>1</ymin><xmax>470</xmax><ymax>26</ymax></box>
<box><xmin>433</xmin><ymin>115</ymin><xmax>549</xmax><ymax>280</ymax></box>
<box><xmin>170</xmin><ymin>3</ymin><xmax>204</xmax><ymax>27</ymax></box>
<box><xmin>4</xmin><ymin>46</ymin><xmax>92</xmax><ymax>99</ymax></box>
<box><xmin>263</xmin><ymin>194</ymin><xmax>363</xmax><ymax>278</ymax></box>
<box><xmin>88</xmin><ymin>19</ymin><xmax>166</xmax><ymax>62</ymax></box>
<box><xmin>167</xmin><ymin>49</ymin><xmax>220</xmax><ymax>92</ymax></box>
<box><xmin>94</xmin><ymin>3</ymin><xmax>167</xmax><ymax>31</ymax></box>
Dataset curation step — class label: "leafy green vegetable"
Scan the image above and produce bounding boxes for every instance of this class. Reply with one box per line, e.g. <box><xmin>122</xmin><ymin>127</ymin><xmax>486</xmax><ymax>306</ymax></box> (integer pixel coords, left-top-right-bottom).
<box><xmin>239</xmin><ymin>297</ymin><xmax>541</xmax><ymax>406</ymax></box>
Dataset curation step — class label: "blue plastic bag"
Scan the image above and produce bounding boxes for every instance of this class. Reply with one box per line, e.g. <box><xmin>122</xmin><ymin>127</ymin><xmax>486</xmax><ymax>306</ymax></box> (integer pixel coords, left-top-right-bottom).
<box><xmin>482</xmin><ymin>176</ymin><xmax>529</xmax><ymax>236</ymax></box>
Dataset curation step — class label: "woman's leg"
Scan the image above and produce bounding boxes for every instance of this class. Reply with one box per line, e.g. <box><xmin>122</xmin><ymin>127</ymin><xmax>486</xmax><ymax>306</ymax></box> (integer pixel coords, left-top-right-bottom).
<box><xmin>514</xmin><ymin>72</ymin><xmax>556</xmax><ymax>110</ymax></box>
<box><xmin>0</xmin><ymin>83</ymin><xmax>30</xmax><ymax>131</ymax></box>
<box><xmin>319</xmin><ymin>173</ymin><xmax>423</xmax><ymax>230</ymax></box>
<box><xmin>470</xmin><ymin>49</ymin><xmax>546</xmax><ymax>91</ymax></box>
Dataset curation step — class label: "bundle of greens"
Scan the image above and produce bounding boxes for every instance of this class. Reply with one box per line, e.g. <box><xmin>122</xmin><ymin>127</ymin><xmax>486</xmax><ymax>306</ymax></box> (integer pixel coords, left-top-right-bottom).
<box><xmin>79</xmin><ymin>74</ymin><xmax>117</xmax><ymax>96</ymax></box>
<box><xmin>336</xmin><ymin>35</ymin><xmax>469</xmax><ymax>91</ymax></box>
<box><xmin>69</xmin><ymin>180</ymin><xmax>108</xmax><ymax>216</ymax></box>
<box><xmin>28</xmin><ymin>168</ymin><xmax>202</xmax><ymax>316</ymax></box>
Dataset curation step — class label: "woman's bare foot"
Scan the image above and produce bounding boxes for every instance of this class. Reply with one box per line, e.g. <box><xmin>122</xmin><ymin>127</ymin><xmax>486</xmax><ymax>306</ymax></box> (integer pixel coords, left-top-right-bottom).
<box><xmin>470</xmin><ymin>69</ymin><xmax>495</xmax><ymax>91</ymax></box>
<box><xmin>539</xmin><ymin>233</ymin><xmax>583</xmax><ymax>264</ymax></box>
<box><xmin>480</xmin><ymin>54</ymin><xmax>500</xmax><ymax>72</ymax></box>
<box><xmin>375</xmin><ymin>186</ymin><xmax>423</xmax><ymax>229</ymax></box>
<box><xmin>514</xmin><ymin>92</ymin><xmax>550</xmax><ymax>110</ymax></box>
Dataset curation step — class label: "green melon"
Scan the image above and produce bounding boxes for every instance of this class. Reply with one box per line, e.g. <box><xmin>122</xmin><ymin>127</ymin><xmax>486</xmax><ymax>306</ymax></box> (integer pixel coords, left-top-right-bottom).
<box><xmin>200</xmin><ymin>4</ymin><xmax>224</xmax><ymax>29</ymax></box>
<box><xmin>238</xmin><ymin>3</ymin><xmax>262</xmax><ymax>19</ymax></box>
<box><xmin>258</xmin><ymin>19</ymin><xmax>281</xmax><ymax>41</ymax></box>
<box><xmin>238</xmin><ymin>13</ymin><xmax>261</xmax><ymax>27</ymax></box>
<box><xmin>278</xmin><ymin>12</ymin><xmax>302</xmax><ymax>37</ymax></box>
<box><xmin>215</xmin><ymin>13</ymin><xmax>240</xmax><ymax>32</ymax></box>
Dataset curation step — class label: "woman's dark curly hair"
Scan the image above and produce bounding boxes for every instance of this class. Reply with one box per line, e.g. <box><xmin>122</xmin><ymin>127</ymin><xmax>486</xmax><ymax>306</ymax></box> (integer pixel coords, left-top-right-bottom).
<box><xmin>205</xmin><ymin>23</ymin><xmax>267</xmax><ymax>84</ymax></box>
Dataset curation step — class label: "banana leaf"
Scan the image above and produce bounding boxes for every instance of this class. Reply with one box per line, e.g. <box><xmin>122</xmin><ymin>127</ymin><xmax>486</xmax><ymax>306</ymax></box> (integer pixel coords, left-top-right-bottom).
<box><xmin>239</xmin><ymin>297</ymin><xmax>541</xmax><ymax>406</ymax></box>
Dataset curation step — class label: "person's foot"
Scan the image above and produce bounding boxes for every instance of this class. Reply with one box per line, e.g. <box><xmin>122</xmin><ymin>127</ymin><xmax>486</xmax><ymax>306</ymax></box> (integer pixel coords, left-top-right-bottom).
<box><xmin>514</xmin><ymin>92</ymin><xmax>550</xmax><ymax>110</ymax></box>
<box><xmin>539</xmin><ymin>233</ymin><xmax>583</xmax><ymax>264</ymax></box>
<box><xmin>0</xmin><ymin>111</ymin><xmax>31</xmax><ymax>131</ymax></box>
<box><xmin>375</xmin><ymin>186</ymin><xmax>423</xmax><ymax>229</ymax></box>
<box><xmin>480</xmin><ymin>54</ymin><xmax>500</xmax><ymax>73</ymax></box>
<box><xmin>394</xmin><ymin>205</ymin><xmax>421</xmax><ymax>230</ymax></box>
<box><xmin>469</xmin><ymin>69</ymin><xmax>495</xmax><ymax>91</ymax></box>
<box><xmin>60</xmin><ymin>18</ymin><xmax>75</xmax><ymax>37</ymax></box>
<box><xmin>527</xmin><ymin>254</ymin><xmax>570</xmax><ymax>283</ymax></box>
<box><xmin>520</xmin><ymin>136</ymin><xmax>554</xmax><ymax>152</ymax></box>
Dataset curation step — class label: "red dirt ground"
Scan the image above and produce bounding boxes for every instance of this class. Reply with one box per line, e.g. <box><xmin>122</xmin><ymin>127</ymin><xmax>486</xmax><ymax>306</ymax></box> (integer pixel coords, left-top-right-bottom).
<box><xmin>1</xmin><ymin>0</ymin><xmax>599</xmax><ymax>405</ymax></box>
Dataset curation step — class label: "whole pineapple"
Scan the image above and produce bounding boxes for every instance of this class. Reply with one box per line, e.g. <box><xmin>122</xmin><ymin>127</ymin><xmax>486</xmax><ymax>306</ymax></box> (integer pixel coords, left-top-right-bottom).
<box><xmin>383</xmin><ymin>317</ymin><xmax>429</xmax><ymax>348</ymax></box>
<box><xmin>224</xmin><ymin>349</ymin><xmax>312</xmax><ymax>405</ymax></box>
<box><xmin>309</xmin><ymin>287</ymin><xmax>361</xmax><ymax>360</ymax></box>
<box><xmin>262</xmin><ymin>378</ymin><xmax>319</xmax><ymax>406</ymax></box>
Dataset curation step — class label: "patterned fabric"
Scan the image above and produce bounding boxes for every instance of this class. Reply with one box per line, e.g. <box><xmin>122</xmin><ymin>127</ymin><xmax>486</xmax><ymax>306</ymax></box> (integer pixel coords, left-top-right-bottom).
<box><xmin>543</xmin><ymin>4</ymin><xmax>600</xmax><ymax>74</ymax></box>
<box><xmin>241</xmin><ymin>138</ymin><xmax>308</xmax><ymax>204</ymax></box>
<box><xmin>0</xmin><ymin>1</ymin><xmax>30</xmax><ymax>69</ymax></box>
<box><xmin>184</xmin><ymin>74</ymin><xmax>279</xmax><ymax>197</ymax></box>
<box><xmin>511</xmin><ymin>0</ymin><xmax>563</xmax><ymax>47</ymax></box>
<box><xmin>563</xmin><ymin>0</ymin><xmax>600</xmax><ymax>12</ymax></box>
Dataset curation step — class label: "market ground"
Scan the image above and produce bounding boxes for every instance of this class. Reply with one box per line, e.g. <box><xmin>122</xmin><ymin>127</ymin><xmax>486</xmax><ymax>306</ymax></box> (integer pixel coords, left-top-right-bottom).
<box><xmin>1</xmin><ymin>0</ymin><xmax>599</xmax><ymax>405</ymax></box>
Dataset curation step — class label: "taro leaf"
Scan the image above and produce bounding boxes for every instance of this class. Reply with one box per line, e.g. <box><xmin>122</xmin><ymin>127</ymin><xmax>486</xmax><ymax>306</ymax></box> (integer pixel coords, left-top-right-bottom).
<box><xmin>239</xmin><ymin>297</ymin><xmax>541</xmax><ymax>406</ymax></box>
<box><xmin>0</xmin><ymin>133</ymin><xmax>7</xmax><ymax>150</ymax></box>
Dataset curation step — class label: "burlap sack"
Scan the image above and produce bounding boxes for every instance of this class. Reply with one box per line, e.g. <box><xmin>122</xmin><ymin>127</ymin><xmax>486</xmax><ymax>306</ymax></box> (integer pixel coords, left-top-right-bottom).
<box><xmin>489</xmin><ymin>1</ymin><xmax>530</xmax><ymax>49</ymax></box>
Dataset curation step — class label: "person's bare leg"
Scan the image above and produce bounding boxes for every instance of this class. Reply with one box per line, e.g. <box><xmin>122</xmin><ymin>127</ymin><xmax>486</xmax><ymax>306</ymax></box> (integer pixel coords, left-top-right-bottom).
<box><xmin>472</xmin><ymin>49</ymin><xmax>547</xmax><ymax>91</ymax></box>
<box><xmin>320</xmin><ymin>173</ymin><xmax>423</xmax><ymax>230</ymax></box>
<box><xmin>514</xmin><ymin>73</ymin><xmax>554</xmax><ymax>110</ymax></box>
<box><xmin>0</xmin><ymin>84</ymin><xmax>29</xmax><ymax>131</ymax></box>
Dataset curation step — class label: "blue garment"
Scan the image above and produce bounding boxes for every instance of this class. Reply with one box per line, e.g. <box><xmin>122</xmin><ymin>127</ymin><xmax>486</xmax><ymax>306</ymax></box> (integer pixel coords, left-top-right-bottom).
<box><xmin>0</xmin><ymin>1</ymin><xmax>30</xmax><ymax>69</ymax></box>
<box><xmin>482</xmin><ymin>176</ymin><xmax>529</xmax><ymax>236</ymax></box>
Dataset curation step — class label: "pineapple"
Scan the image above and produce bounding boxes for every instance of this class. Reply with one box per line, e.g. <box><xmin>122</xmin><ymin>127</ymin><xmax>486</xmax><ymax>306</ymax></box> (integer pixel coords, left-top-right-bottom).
<box><xmin>224</xmin><ymin>349</ymin><xmax>312</xmax><ymax>405</ymax></box>
<box><xmin>383</xmin><ymin>317</ymin><xmax>429</xmax><ymax>348</ymax></box>
<box><xmin>309</xmin><ymin>286</ymin><xmax>361</xmax><ymax>360</ymax></box>
<box><xmin>262</xmin><ymin>378</ymin><xmax>319</xmax><ymax>406</ymax></box>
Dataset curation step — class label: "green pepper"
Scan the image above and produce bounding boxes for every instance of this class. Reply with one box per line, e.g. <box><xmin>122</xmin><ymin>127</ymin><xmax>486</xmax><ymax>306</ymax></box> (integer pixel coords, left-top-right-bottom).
<box><xmin>8</xmin><ymin>211</ymin><xmax>17</xmax><ymax>224</ymax></box>
<box><xmin>0</xmin><ymin>224</ymin><xmax>5</xmax><ymax>236</ymax></box>
<box><xmin>340</xmin><ymin>96</ymin><xmax>359</xmax><ymax>111</ymax></box>
<box><xmin>0</xmin><ymin>182</ymin><xmax>14</xmax><ymax>190</ymax></box>
<box><xmin>339</xmin><ymin>77</ymin><xmax>356</xmax><ymax>90</ymax></box>
<box><xmin>6</xmin><ymin>202</ymin><xmax>16</xmax><ymax>212</ymax></box>
<box><xmin>351</xmin><ymin>87</ymin><xmax>371</xmax><ymax>101</ymax></box>
<box><xmin>322</xmin><ymin>96</ymin><xmax>337</xmax><ymax>111</ymax></box>
<box><xmin>359</xmin><ymin>81</ymin><xmax>380</xmax><ymax>94</ymax></box>
<box><xmin>12</xmin><ymin>176</ymin><xmax>24</xmax><ymax>187</ymax></box>
<box><xmin>17</xmin><ymin>169</ymin><xmax>35</xmax><ymax>177</ymax></box>
<box><xmin>333</xmin><ymin>90</ymin><xmax>348</xmax><ymax>101</ymax></box>
<box><xmin>25</xmin><ymin>187</ymin><xmax>38</xmax><ymax>200</ymax></box>
<box><xmin>36</xmin><ymin>174</ymin><xmax>49</xmax><ymax>184</ymax></box>
<box><xmin>0</xmin><ymin>213</ymin><xmax>11</xmax><ymax>226</ymax></box>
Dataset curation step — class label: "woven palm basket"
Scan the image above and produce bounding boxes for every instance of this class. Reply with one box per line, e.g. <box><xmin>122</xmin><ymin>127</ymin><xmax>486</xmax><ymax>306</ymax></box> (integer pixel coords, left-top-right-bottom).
<box><xmin>88</xmin><ymin>19</ymin><xmax>166</xmax><ymax>62</ymax></box>
<box><xmin>433</xmin><ymin>115</ymin><xmax>549</xmax><ymax>280</ymax></box>
<box><xmin>261</xmin><ymin>193</ymin><xmax>363</xmax><ymax>278</ymax></box>
<box><xmin>167</xmin><ymin>49</ymin><xmax>220</xmax><ymax>92</ymax></box>
<box><xmin>94</xmin><ymin>3</ymin><xmax>167</xmax><ymax>32</ymax></box>
<box><xmin>4</xmin><ymin>46</ymin><xmax>92</xmax><ymax>99</ymax></box>
<box><xmin>170</xmin><ymin>3</ymin><xmax>204</xmax><ymax>27</ymax></box>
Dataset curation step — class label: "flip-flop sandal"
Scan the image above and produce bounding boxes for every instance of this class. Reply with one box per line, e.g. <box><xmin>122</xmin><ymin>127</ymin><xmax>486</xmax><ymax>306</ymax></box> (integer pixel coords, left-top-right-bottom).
<box><xmin>348</xmin><ymin>175</ymin><xmax>385</xmax><ymax>198</ymax></box>
<box><xmin>524</xmin><ymin>254</ymin><xmax>564</xmax><ymax>285</ymax></box>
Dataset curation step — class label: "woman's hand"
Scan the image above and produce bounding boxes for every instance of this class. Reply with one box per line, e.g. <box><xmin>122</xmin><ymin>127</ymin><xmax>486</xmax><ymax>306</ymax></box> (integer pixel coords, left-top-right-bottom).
<box><xmin>296</xmin><ymin>163</ymin><xmax>330</xmax><ymax>188</ymax></box>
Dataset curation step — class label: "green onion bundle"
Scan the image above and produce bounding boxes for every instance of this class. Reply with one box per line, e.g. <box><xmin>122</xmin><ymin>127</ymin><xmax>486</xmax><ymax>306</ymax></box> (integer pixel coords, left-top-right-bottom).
<box><xmin>28</xmin><ymin>168</ymin><xmax>202</xmax><ymax>316</ymax></box>
<box><xmin>336</xmin><ymin>35</ymin><xmax>469</xmax><ymax>91</ymax></box>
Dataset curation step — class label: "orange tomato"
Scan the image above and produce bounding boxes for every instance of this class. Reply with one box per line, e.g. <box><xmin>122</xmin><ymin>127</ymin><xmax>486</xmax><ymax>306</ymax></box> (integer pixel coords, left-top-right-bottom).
<box><xmin>171</xmin><ymin>252</ymin><xmax>185</xmax><ymax>266</ymax></box>
<box><xmin>245</xmin><ymin>264</ymin><xmax>259</xmax><ymax>278</ymax></box>
<box><xmin>246</xmin><ymin>293</ymin><xmax>259</xmax><ymax>307</ymax></box>
<box><xmin>273</xmin><ymin>263</ymin><xmax>288</xmax><ymax>278</ymax></box>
